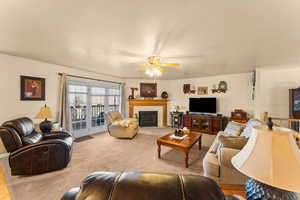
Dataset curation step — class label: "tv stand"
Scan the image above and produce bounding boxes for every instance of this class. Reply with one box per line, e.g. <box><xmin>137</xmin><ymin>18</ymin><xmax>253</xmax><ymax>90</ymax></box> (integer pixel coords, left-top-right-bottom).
<box><xmin>183</xmin><ymin>114</ymin><xmax>225</xmax><ymax>135</ymax></box>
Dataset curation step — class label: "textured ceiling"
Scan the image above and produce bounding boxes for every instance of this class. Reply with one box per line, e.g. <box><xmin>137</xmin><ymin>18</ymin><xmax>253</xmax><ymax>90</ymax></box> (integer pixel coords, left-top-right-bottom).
<box><xmin>1</xmin><ymin>0</ymin><xmax>300</xmax><ymax>79</ymax></box>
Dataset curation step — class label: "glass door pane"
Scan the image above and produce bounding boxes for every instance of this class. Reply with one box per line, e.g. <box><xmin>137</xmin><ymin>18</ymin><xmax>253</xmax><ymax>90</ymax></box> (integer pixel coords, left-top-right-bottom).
<box><xmin>108</xmin><ymin>88</ymin><xmax>120</xmax><ymax>112</ymax></box>
<box><xmin>68</xmin><ymin>84</ymin><xmax>89</xmax><ymax>138</ymax></box>
<box><xmin>90</xmin><ymin>87</ymin><xmax>106</xmax><ymax>133</ymax></box>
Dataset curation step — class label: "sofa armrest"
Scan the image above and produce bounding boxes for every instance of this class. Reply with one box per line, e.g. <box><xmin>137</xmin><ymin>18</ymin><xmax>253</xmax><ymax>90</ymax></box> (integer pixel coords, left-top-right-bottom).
<box><xmin>218</xmin><ymin>147</ymin><xmax>240</xmax><ymax>169</ymax></box>
<box><xmin>43</xmin><ymin>131</ymin><xmax>72</xmax><ymax>140</ymax></box>
<box><xmin>10</xmin><ymin>138</ymin><xmax>72</xmax><ymax>157</ymax></box>
<box><xmin>60</xmin><ymin>188</ymin><xmax>80</xmax><ymax>200</ymax></box>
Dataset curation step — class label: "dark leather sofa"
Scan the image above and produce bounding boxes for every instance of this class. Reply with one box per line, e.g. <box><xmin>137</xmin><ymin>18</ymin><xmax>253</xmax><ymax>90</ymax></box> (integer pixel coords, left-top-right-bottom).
<box><xmin>61</xmin><ymin>172</ymin><xmax>240</xmax><ymax>200</ymax></box>
<box><xmin>0</xmin><ymin>117</ymin><xmax>73</xmax><ymax>175</ymax></box>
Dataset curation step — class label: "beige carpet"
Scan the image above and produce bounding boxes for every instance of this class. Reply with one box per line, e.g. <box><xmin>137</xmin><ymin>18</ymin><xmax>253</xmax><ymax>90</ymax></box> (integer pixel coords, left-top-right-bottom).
<box><xmin>0</xmin><ymin>128</ymin><xmax>213</xmax><ymax>200</ymax></box>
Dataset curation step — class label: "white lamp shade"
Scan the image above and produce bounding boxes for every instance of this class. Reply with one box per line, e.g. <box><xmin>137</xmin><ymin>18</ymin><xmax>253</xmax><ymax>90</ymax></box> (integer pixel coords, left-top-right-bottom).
<box><xmin>232</xmin><ymin>126</ymin><xmax>300</xmax><ymax>193</ymax></box>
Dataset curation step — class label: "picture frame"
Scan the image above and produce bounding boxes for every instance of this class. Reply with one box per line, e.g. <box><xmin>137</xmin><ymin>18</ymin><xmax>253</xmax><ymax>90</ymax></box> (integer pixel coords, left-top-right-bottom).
<box><xmin>197</xmin><ymin>87</ymin><xmax>208</xmax><ymax>95</ymax></box>
<box><xmin>140</xmin><ymin>83</ymin><xmax>157</xmax><ymax>98</ymax></box>
<box><xmin>20</xmin><ymin>76</ymin><xmax>45</xmax><ymax>101</ymax></box>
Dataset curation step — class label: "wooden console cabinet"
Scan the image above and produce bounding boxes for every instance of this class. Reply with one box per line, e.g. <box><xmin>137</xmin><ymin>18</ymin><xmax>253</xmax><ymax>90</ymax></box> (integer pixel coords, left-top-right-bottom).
<box><xmin>183</xmin><ymin>114</ymin><xmax>225</xmax><ymax>135</ymax></box>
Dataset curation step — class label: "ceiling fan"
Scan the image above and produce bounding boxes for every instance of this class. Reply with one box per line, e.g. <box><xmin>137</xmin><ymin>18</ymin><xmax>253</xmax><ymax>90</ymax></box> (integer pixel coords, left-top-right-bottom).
<box><xmin>132</xmin><ymin>56</ymin><xmax>180</xmax><ymax>77</ymax></box>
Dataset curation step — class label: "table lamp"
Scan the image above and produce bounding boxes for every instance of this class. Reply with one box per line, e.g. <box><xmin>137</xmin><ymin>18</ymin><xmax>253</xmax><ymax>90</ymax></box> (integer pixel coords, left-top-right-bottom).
<box><xmin>35</xmin><ymin>104</ymin><xmax>53</xmax><ymax>133</ymax></box>
<box><xmin>232</xmin><ymin>125</ymin><xmax>300</xmax><ymax>200</ymax></box>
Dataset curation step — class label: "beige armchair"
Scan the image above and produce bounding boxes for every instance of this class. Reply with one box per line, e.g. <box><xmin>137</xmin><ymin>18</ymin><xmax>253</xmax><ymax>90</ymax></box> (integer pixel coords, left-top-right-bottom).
<box><xmin>105</xmin><ymin>112</ymin><xmax>138</xmax><ymax>139</ymax></box>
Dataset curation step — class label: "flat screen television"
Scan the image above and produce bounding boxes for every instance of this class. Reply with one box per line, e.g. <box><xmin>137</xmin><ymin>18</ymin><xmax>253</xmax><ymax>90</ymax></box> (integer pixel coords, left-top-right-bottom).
<box><xmin>189</xmin><ymin>98</ymin><xmax>217</xmax><ymax>113</ymax></box>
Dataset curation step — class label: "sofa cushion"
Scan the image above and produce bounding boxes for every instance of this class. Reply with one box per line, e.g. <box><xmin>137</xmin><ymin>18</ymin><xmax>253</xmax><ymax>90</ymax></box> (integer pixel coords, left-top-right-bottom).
<box><xmin>240</xmin><ymin>119</ymin><xmax>262</xmax><ymax>138</ymax></box>
<box><xmin>223</xmin><ymin>121</ymin><xmax>245</xmax><ymax>136</ymax></box>
<box><xmin>218</xmin><ymin>135</ymin><xmax>248</xmax><ymax>150</ymax></box>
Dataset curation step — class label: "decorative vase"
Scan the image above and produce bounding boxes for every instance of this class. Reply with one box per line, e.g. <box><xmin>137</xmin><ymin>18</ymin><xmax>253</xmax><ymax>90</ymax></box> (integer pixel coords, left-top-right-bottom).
<box><xmin>246</xmin><ymin>179</ymin><xmax>298</xmax><ymax>200</ymax></box>
<box><xmin>161</xmin><ymin>91</ymin><xmax>168</xmax><ymax>99</ymax></box>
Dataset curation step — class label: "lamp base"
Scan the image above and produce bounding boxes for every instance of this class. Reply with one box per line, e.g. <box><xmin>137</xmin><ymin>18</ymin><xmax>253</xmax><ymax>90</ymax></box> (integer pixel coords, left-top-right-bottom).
<box><xmin>246</xmin><ymin>179</ymin><xmax>299</xmax><ymax>200</ymax></box>
<box><xmin>40</xmin><ymin>119</ymin><xmax>53</xmax><ymax>133</ymax></box>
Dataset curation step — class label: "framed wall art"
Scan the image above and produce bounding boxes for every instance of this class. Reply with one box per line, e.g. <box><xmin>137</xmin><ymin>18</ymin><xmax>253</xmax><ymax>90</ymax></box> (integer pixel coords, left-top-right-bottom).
<box><xmin>197</xmin><ymin>87</ymin><xmax>208</xmax><ymax>95</ymax></box>
<box><xmin>140</xmin><ymin>83</ymin><xmax>157</xmax><ymax>98</ymax></box>
<box><xmin>20</xmin><ymin>76</ymin><xmax>45</xmax><ymax>101</ymax></box>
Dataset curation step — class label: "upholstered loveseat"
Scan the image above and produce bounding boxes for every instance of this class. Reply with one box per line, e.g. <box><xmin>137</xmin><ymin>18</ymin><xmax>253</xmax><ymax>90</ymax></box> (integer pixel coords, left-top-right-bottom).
<box><xmin>61</xmin><ymin>171</ymin><xmax>240</xmax><ymax>200</ymax></box>
<box><xmin>203</xmin><ymin>119</ymin><xmax>262</xmax><ymax>184</ymax></box>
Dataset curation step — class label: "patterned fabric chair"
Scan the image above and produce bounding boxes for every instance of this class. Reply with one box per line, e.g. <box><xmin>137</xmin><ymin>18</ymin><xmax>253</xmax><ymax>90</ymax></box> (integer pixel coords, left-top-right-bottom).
<box><xmin>105</xmin><ymin>112</ymin><xmax>138</xmax><ymax>139</ymax></box>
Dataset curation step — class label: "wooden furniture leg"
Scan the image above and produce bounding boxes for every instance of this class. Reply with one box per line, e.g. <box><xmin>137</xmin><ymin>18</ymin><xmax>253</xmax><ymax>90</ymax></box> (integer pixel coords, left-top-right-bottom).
<box><xmin>198</xmin><ymin>136</ymin><xmax>202</xmax><ymax>150</ymax></box>
<box><xmin>157</xmin><ymin>143</ymin><xmax>161</xmax><ymax>159</ymax></box>
<box><xmin>185</xmin><ymin>150</ymin><xmax>189</xmax><ymax>168</ymax></box>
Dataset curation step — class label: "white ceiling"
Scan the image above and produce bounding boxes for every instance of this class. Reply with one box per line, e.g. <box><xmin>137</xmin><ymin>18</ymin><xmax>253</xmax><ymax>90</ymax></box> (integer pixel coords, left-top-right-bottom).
<box><xmin>1</xmin><ymin>0</ymin><xmax>300</xmax><ymax>79</ymax></box>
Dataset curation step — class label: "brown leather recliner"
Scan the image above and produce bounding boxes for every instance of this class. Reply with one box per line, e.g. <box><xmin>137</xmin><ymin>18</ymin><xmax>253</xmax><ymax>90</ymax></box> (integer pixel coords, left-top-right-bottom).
<box><xmin>60</xmin><ymin>172</ymin><xmax>240</xmax><ymax>200</ymax></box>
<box><xmin>0</xmin><ymin>117</ymin><xmax>73</xmax><ymax>175</ymax></box>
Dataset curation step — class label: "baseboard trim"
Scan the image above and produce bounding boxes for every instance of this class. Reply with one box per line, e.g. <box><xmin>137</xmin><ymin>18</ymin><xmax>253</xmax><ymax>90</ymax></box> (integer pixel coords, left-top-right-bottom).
<box><xmin>0</xmin><ymin>153</ymin><xmax>9</xmax><ymax>159</ymax></box>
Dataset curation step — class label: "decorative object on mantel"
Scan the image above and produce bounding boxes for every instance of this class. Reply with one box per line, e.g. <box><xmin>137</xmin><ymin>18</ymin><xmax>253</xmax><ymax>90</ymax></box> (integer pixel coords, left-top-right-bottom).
<box><xmin>161</xmin><ymin>91</ymin><xmax>168</xmax><ymax>99</ymax></box>
<box><xmin>128</xmin><ymin>87</ymin><xmax>138</xmax><ymax>100</ymax></box>
<box><xmin>230</xmin><ymin>109</ymin><xmax>249</xmax><ymax>123</ymax></box>
<box><xmin>140</xmin><ymin>83</ymin><xmax>157</xmax><ymax>98</ymax></box>
<box><xmin>212</xmin><ymin>81</ymin><xmax>228</xmax><ymax>93</ymax></box>
<box><xmin>35</xmin><ymin>104</ymin><xmax>53</xmax><ymax>133</ymax></box>
<box><xmin>197</xmin><ymin>87</ymin><xmax>208</xmax><ymax>95</ymax></box>
<box><xmin>232</xmin><ymin>125</ymin><xmax>300</xmax><ymax>200</ymax></box>
<box><xmin>20</xmin><ymin>76</ymin><xmax>45</xmax><ymax>101</ymax></box>
<box><xmin>183</xmin><ymin>84</ymin><xmax>196</xmax><ymax>94</ymax></box>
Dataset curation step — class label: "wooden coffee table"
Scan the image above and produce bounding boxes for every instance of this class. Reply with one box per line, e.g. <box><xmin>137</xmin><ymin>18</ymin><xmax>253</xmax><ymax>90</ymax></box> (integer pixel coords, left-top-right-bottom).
<box><xmin>157</xmin><ymin>132</ymin><xmax>202</xmax><ymax>168</ymax></box>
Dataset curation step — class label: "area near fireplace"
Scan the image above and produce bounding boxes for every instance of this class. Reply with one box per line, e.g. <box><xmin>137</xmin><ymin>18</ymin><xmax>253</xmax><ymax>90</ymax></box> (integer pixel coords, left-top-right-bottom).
<box><xmin>128</xmin><ymin>99</ymin><xmax>168</xmax><ymax>127</ymax></box>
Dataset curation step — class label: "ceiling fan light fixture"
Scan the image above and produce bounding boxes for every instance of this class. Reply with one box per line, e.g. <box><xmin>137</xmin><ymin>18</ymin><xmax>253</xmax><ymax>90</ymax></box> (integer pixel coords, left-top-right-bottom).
<box><xmin>144</xmin><ymin>68</ymin><xmax>161</xmax><ymax>77</ymax></box>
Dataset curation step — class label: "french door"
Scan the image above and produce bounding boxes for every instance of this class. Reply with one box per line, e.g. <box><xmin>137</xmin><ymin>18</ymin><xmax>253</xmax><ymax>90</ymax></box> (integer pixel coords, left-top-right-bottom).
<box><xmin>67</xmin><ymin>79</ymin><xmax>121</xmax><ymax>138</ymax></box>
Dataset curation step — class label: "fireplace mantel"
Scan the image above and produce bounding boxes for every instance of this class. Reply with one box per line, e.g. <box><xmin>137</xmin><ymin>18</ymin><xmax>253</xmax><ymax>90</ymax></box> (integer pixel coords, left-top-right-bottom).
<box><xmin>129</xmin><ymin>99</ymin><xmax>168</xmax><ymax>127</ymax></box>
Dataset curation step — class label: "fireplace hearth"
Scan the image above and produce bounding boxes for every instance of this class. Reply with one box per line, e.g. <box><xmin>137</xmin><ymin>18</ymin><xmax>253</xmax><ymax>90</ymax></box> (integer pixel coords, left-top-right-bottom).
<box><xmin>139</xmin><ymin>111</ymin><xmax>158</xmax><ymax>127</ymax></box>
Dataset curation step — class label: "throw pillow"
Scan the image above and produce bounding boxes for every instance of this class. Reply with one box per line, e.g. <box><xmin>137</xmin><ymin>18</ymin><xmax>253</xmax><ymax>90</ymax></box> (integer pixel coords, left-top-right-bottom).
<box><xmin>240</xmin><ymin>119</ymin><xmax>262</xmax><ymax>138</ymax></box>
<box><xmin>218</xmin><ymin>135</ymin><xmax>249</xmax><ymax>150</ymax></box>
<box><xmin>223</xmin><ymin>121</ymin><xmax>245</xmax><ymax>136</ymax></box>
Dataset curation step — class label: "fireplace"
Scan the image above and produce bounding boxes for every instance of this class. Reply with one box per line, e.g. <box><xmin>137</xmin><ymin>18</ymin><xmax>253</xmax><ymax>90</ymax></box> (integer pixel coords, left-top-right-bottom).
<box><xmin>139</xmin><ymin>111</ymin><xmax>158</xmax><ymax>127</ymax></box>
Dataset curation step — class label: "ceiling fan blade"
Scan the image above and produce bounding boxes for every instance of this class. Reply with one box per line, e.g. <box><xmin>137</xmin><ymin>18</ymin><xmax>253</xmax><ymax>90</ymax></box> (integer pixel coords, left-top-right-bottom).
<box><xmin>138</xmin><ymin>67</ymin><xmax>148</xmax><ymax>72</ymax></box>
<box><xmin>131</xmin><ymin>62</ymin><xmax>149</xmax><ymax>67</ymax></box>
<box><xmin>155</xmin><ymin>67</ymin><xmax>165</xmax><ymax>73</ymax></box>
<box><xmin>159</xmin><ymin>63</ymin><xmax>180</xmax><ymax>67</ymax></box>
<box><xmin>163</xmin><ymin>55</ymin><xmax>205</xmax><ymax>59</ymax></box>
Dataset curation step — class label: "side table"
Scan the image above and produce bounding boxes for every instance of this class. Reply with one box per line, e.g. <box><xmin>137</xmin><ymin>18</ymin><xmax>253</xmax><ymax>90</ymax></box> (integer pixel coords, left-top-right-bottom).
<box><xmin>170</xmin><ymin>112</ymin><xmax>184</xmax><ymax>128</ymax></box>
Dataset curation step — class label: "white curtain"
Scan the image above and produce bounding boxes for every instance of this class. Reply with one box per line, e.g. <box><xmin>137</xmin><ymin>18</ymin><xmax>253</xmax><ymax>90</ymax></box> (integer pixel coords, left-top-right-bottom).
<box><xmin>57</xmin><ymin>73</ymin><xmax>70</xmax><ymax>131</ymax></box>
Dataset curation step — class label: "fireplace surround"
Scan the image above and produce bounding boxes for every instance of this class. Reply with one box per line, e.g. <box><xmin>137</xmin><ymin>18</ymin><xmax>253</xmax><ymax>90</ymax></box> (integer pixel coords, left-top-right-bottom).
<box><xmin>128</xmin><ymin>99</ymin><xmax>168</xmax><ymax>127</ymax></box>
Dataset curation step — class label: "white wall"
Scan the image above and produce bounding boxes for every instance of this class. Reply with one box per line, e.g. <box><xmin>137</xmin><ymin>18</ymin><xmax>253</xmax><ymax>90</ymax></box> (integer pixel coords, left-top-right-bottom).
<box><xmin>254</xmin><ymin>67</ymin><xmax>300</xmax><ymax>119</ymax></box>
<box><xmin>124</xmin><ymin>73</ymin><xmax>255</xmax><ymax>121</ymax></box>
<box><xmin>0</xmin><ymin>53</ymin><xmax>122</xmax><ymax>153</ymax></box>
